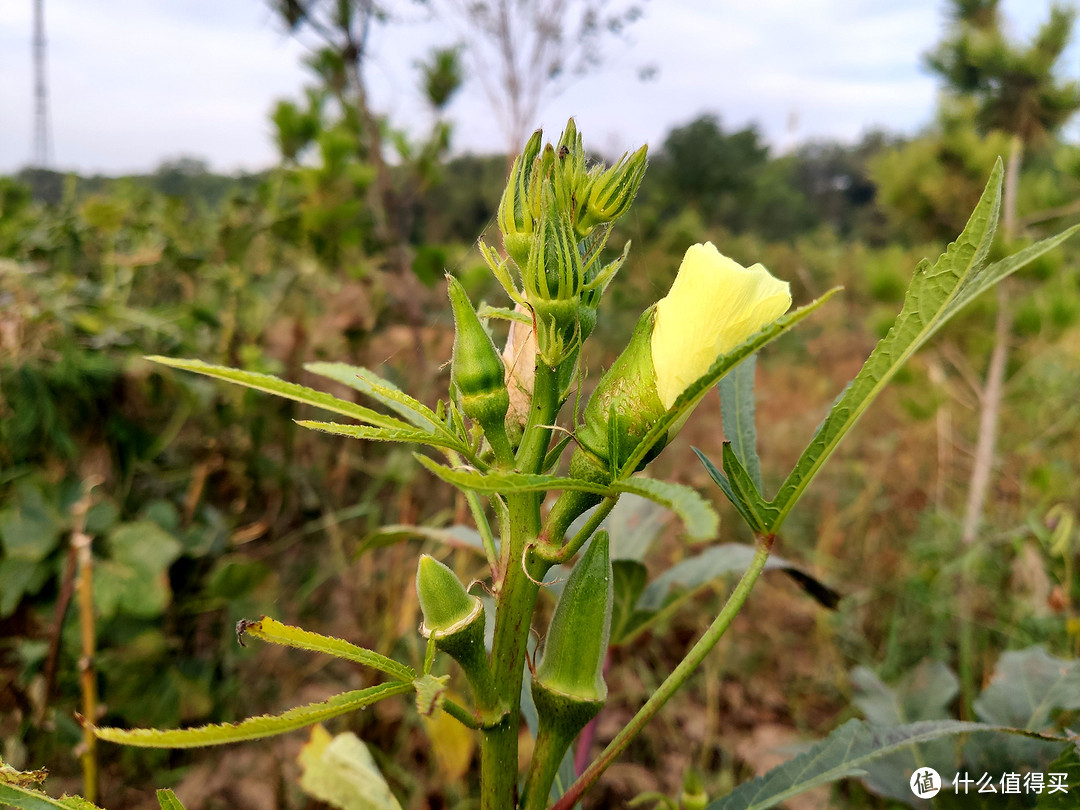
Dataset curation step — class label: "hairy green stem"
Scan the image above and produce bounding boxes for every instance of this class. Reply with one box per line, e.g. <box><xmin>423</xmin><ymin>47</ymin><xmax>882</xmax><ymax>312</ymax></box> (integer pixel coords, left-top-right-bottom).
<box><xmin>551</xmin><ymin>537</ymin><xmax>774</xmax><ymax>810</ymax></box>
<box><xmin>481</xmin><ymin>361</ymin><xmax>561</xmax><ymax>810</ymax></box>
<box><xmin>521</xmin><ymin>717</ymin><xmax>576</xmax><ymax>810</ymax></box>
<box><xmin>538</xmin><ymin>495</ymin><xmax>617</xmax><ymax>563</ymax></box>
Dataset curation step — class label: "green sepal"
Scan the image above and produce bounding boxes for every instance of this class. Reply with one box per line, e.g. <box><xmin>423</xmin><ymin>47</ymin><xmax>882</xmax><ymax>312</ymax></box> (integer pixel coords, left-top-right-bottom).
<box><xmin>535</xmin><ymin>531</ymin><xmax>613</xmax><ymax>702</ymax></box>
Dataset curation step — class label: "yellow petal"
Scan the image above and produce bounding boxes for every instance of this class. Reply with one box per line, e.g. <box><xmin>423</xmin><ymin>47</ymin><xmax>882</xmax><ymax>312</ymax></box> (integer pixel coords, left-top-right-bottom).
<box><xmin>652</xmin><ymin>243</ymin><xmax>791</xmax><ymax>409</ymax></box>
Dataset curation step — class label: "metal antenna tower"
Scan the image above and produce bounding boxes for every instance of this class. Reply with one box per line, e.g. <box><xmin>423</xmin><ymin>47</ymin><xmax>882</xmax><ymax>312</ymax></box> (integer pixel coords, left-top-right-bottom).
<box><xmin>32</xmin><ymin>0</ymin><xmax>52</xmax><ymax>167</ymax></box>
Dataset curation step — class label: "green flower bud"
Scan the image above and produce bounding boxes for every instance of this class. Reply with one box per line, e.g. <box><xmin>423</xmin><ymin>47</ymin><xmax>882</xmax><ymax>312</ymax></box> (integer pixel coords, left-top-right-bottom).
<box><xmin>497</xmin><ymin>129</ymin><xmax>544</xmax><ymax>269</ymax></box>
<box><xmin>573</xmin><ymin>306</ymin><xmax>667</xmax><ymax>478</ymax></box>
<box><xmin>523</xmin><ymin>531</ymin><xmax>613</xmax><ymax>809</ymax></box>
<box><xmin>415</xmin><ymin>555</ymin><xmax>496</xmax><ymax>711</ymax></box>
<box><xmin>523</xmin><ymin>187</ymin><xmax>586</xmax><ymax>365</ymax></box>
<box><xmin>552</xmin><ymin>118</ymin><xmax>589</xmax><ymax>226</ymax></box>
<box><xmin>578</xmin><ymin>144</ymin><xmax>648</xmax><ymax>235</ymax></box>
<box><xmin>447</xmin><ymin>274</ymin><xmax>510</xmax><ymax>432</ymax></box>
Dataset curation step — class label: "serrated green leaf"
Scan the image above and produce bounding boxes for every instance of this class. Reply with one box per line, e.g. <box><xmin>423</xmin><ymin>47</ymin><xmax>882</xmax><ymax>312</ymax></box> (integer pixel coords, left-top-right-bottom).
<box><xmin>619</xmin><ymin>291</ymin><xmax>838</xmax><ymax>479</ymax></box>
<box><xmin>147</xmin><ymin>357</ymin><xmax>409</xmax><ymax>430</ymax></box>
<box><xmin>967</xmin><ymin>646</ymin><xmax>1080</xmax><ymax>772</ymax></box>
<box><xmin>0</xmin><ymin>783</ymin><xmax>104</xmax><ymax>810</ymax></box>
<box><xmin>296</xmin><ymin>421</ymin><xmax>468</xmax><ymax>454</ymax></box>
<box><xmin>92</xmin><ymin>681</ymin><xmax>413</xmax><ymax>748</ymax></box>
<box><xmin>1036</xmin><ymin>743</ymin><xmax>1080</xmax><ymax>809</ymax></box>
<box><xmin>613</xmin><ymin>477</ymin><xmax>718</xmax><ymax>542</ymax></box>
<box><xmin>156</xmin><ymin>789</ymin><xmax>187</xmax><ymax>810</ymax></box>
<box><xmin>706</xmin><ymin>719</ymin><xmax>1065</xmax><ymax>810</ymax></box>
<box><xmin>718</xmin><ymin>354</ymin><xmax>762</xmax><ymax>491</ymax></box>
<box><xmin>304</xmin><ymin>362</ymin><xmax>446</xmax><ymax>435</ymax></box>
<box><xmin>416</xmin><ymin>458</ymin><xmax>718</xmax><ymax>540</ymax></box>
<box><xmin>722</xmin><ymin>444</ymin><xmax>778</xmax><ymax>533</ymax></box>
<box><xmin>416</xmin><ymin>456</ymin><xmax>613</xmax><ymax>497</ymax></box>
<box><xmin>768</xmin><ymin>167</ymin><xmax>1080</xmax><ymax>532</ymax></box>
<box><xmin>693</xmin><ymin>448</ymin><xmax>762</xmax><ymax>535</ymax></box>
<box><xmin>240</xmin><ymin>617</ymin><xmax>415</xmax><ymax>683</ymax></box>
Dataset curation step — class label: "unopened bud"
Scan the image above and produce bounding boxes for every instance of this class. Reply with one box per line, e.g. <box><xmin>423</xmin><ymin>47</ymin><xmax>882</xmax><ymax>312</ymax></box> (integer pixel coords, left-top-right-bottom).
<box><xmin>497</xmin><ymin>129</ymin><xmax>544</xmax><ymax>269</ymax></box>
<box><xmin>573</xmin><ymin>306</ymin><xmax>667</xmax><ymax>478</ymax></box>
<box><xmin>447</xmin><ymin>275</ymin><xmax>510</xmax><ymax>430</ymax></box>
<box><xmin>579</xmin><ymin>144</ymin><xmax>648</xmax><ymax>235</ymax></box>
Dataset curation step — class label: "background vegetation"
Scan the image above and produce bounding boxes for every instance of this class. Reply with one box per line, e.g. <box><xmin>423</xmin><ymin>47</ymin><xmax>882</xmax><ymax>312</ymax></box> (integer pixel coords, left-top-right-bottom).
<box><xmin>2</xmin><ymin>1</ymin><xmax>1079</xmax><ymax>807</ymax></box>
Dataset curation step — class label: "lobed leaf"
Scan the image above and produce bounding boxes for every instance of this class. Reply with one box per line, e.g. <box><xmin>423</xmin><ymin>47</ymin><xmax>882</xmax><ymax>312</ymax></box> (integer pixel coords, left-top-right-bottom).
<box><xmin>147</xmin><ymin>357</ymin><xmax>408</xmax><ymax>430</ymax></box>
<box><xmin>767</xmin><ymin>166</ymin><xmax>1080</xmax><ymax>531</ymax></box>
<box><xmin>706</xmin><ymin>719</ymin><xmax>1067</xmax><ymax>810</ymax></box>
<box><xmin>92</xmin><ymin>682</ymin><xmax>413</xmax><ymax>748</ymax></box>
<box><xmin>0</xmin><ymin>783</ymin><xmax>102</xmax><ymax>810</ymax></box>
<box><xmin>304</xmin><ymin>362</ymin><xmax>448</xmax><ymax>436</ymax></box>
<box><xmin>416</xmin><ymin>457</ymin><xmax>719</xmax><ymax>540</ymax></box>
<box><xmin>239</xmin><ymin>617</ymin><xmax>415</xmax><ymax>683</ymax></box>
<box><xmin>297</xmin><ymin>421</ymin><xmax>469</xmax><ymax>454</ymax></box>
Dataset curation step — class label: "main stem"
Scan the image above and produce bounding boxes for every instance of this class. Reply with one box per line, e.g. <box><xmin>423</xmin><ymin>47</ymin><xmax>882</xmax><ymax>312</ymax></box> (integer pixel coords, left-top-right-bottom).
<box><xmin>551</xmin><ymin>537</ymin><xmax>774</xmax><ymax>810</ymax></box>
<box><xmin>481</xmin><ymin>362</ymin><xmax>560</xmax><ymax>809</ymax></box>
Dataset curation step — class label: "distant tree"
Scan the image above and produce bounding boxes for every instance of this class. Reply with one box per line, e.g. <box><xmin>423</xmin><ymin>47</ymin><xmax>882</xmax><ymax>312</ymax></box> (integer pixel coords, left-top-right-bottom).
<box><xmin>267</xmin><ymin>1</ymin><xmax>463</xmax><ymax>281</ymax></box>
<box><xmin>789</xmin><ymin>131</ymin><xmax>897</xmax><ymax>241</ymax></box>
<box><xmin>926</xmin><ymin>0</ymin><xmax>1080</xmax><ymax>239</ymax></box>
<box><xmin>648</xmin><ymin>114</ymin><xmax>827</xmax><ymax>240</ymax></box>
<box><xmin>438</xmin><ymin>0</ymin><xmax>648</xmax><ymax>152</ymax></box>
<box><xmin>916</xmin><ymin>0</ymin><xmax>1080</xmax><ymax>713</ymax></box>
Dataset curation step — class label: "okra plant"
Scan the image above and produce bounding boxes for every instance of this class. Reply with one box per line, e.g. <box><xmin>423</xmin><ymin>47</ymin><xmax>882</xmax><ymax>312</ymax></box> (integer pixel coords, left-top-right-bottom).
<box><xmin>73</xmin><ymin>121</ymin><xmax>1080</xmax><ymax>810</ymax></box>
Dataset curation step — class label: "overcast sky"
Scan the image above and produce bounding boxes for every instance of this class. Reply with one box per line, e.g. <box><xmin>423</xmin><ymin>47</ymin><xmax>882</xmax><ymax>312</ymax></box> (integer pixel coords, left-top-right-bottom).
<box><xmin>1</xmin><ymin>0</ymin><xmax>1076</xmax><ymax>175</ymax></box>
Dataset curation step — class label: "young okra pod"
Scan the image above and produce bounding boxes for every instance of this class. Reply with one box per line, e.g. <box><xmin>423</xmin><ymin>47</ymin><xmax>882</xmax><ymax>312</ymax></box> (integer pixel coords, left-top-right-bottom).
<box><xmin>415</xmin><ymin>555</ymin><xmax>498</xmax><ymax>718</ymax></box>
<box><xmin>523</xmin><ymin>531</ymin><xmax>614</xmax><ymax>809</ymax></box>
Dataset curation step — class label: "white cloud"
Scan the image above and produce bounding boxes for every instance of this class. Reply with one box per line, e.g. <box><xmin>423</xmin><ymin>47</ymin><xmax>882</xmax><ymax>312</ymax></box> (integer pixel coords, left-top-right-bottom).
<box><xmin>1</xmin><ymin>0</ymin><xmax>1075</xmax><ymax>174</ymax></box>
